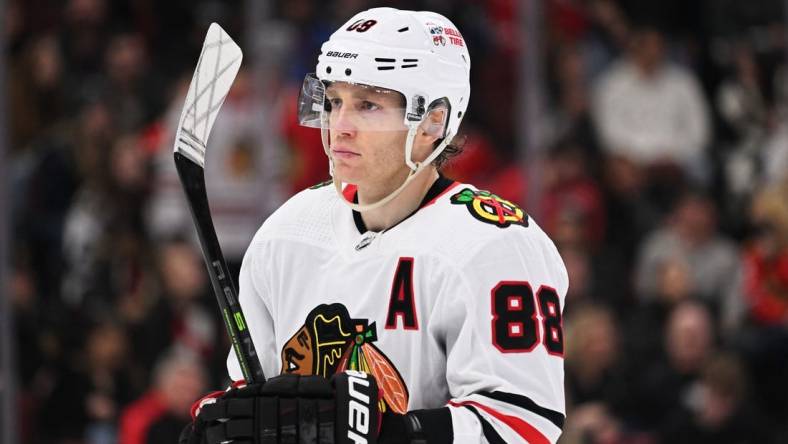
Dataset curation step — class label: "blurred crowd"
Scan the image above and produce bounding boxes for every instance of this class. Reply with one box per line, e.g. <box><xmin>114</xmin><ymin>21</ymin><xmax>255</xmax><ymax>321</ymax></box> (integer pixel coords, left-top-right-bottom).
<box><xmin>6</xmin><ymin>0</ymin><xmax>788</xmax><ymax>443</ymax></box>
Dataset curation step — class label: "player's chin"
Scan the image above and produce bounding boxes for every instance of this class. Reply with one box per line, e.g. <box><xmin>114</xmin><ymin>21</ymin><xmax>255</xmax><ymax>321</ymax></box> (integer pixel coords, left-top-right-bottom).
<box><xmin>332</xmin><ymin>164</ymin><xmax>365</xmax><ymax>185</ymax></box>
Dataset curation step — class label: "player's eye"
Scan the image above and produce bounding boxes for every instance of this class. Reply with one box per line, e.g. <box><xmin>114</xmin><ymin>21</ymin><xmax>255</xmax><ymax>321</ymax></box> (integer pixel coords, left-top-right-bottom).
<box><xmin>327</xmin><ymin>97</ymin><xmax>342</xmax><ymax>110</ymax></box>
<box><xmin>359</xmin><ymin>100</ymin><xmax>381</xmax><ymax>112</ymax></box>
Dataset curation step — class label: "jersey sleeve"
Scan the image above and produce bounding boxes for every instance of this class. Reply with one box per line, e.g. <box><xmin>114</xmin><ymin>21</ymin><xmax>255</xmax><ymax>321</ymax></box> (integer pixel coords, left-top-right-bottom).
<box><xmin>437</xmin><ymin>227</ymin><xmax>568</xmax><ymax>444</ymax></box>
<box><xmin>226</xmin><ymin>234</ymin><xmax>280</xmax><ymax>382</ymax></box>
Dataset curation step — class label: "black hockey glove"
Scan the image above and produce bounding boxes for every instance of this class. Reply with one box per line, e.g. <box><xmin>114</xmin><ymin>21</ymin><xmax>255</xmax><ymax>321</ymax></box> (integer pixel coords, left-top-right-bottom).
<box><xmin>189</xmin><ymin>371</ymin><xmax>381</xmax><ymax>444</ymax></box>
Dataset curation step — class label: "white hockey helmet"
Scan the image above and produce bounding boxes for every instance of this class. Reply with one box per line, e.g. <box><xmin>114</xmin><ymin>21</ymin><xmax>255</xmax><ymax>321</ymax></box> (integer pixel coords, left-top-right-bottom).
<box><xmin>298</xmin><ymin>7</ymin><xmax>471</xmax><ymax>211</ymax></box>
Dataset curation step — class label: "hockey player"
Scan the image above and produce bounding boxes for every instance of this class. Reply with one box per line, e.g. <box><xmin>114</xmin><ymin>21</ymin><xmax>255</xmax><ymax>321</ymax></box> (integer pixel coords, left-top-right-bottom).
<box><xmin>184</xmin><ymin>7</ymin><xmax>568</xmax><ymax>444</ymax></box>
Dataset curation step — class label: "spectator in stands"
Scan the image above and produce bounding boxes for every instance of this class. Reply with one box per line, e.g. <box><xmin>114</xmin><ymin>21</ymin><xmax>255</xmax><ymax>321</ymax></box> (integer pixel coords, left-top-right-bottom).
<box><xmin>61</xmin><ymin>132</ymin><xmax>156</xmax><ymax>318</ymax></box>
<box><xmin>8</xmin><ymin>34</ymin><xmax>65</xmax><ymax>152</ymax></box>
<box><xmin>101</xmin><ymin>32</ymin><xmax>164</xmax><ymax>132</ymax></box>
<box><xmin>660</xmin><ymin>353</ymin><xmax>769</xmax><ymax>444</ymax></box>
<box><xmin>59</xmin><ymin>0</ymin><xmax>110</xmax><ymax>83</ymax></box>
<box><xmin>592</xmin><ymin>23</ymin><xmax>711</xmax><ymax>182</ymax></box>
<box><xmin>546</xmin><ymin>43</ymin><xmax>602</xmax><ymax>164</ymax></box>
<box><xmin>715</xmin><ymin>44</ymin><xmax>768</xmax><ymax>156</ymax></box>
<box><xmin>624</xmin><ymin>254</ymin><xmax>696</xmax><ymax>369</ymax></box>
<box><xmin>38</xmin><ymin>322</ymin><xmax>138</xmax><ymax>444</ymax></box>
<box><xmin>627</xmin><ymin>301</ymin><xmax>717</xmax><ymax>431</ymax></box>
<box><xmin>598</xmin><ymin>148</ymin><xmax>662</xmax><ymax>260</ymax></box>
<box><xmin>547</xmin><ymin>0</ymin><xmax>631</xmax><ymax>81</ymax></box>
<box><xmin>143</xmin><ymin>353</ymin><xmax>208</xmax><ymax>444</ymax></box>
<box><xmin>560</xmin><ymin>402</ymin><xmax>653</xmax><ymax>444</ymax></box>
<box><xmin>737</xmin><ymin>179</ymin><xmax>788</xmax><ymax>422</ymax></box>
<box><xmin>714</xmin><ymin>44</ymin><xmax>772</xmax><ymax>235</ymax></box>
<box><xmin>741</xmin><ymin>179</ymin><xmax>788</xmax><ymax>326</ymax></box>
<box><xmin>541</xmin><ymin>141</ymin><xmax>606</xmax><ymax>250</ymax></box>
<box><xmin>126</xmin><ymin>239</ymin><xmax>218</xmax><ymax>378</ymax></box>
<box><xmin>540</xmin><ymin>139</ymin><xmax>633</xmax><ymax>308</ymax></box>
<box><xmin>118</xmin><ymin>352</ymin><xmax>207</xmax><ymax>444</ymax></box>
<box><xmin>12</xmin><ymin>97</ymin><xmax>106</xmax><ymax>303</ymax></box>
<box><xmin>762</xmin><ymin>62</ymin><xmax>788</xmax><ymax>186</ymax></box>
<box><xmin>666</xmin><ymin>301</ymin><xmax>716</xmax><ymax>384</ymax></box>
<box><xmin>564</xmin><ymin>304</ymin><xmax>626</xmax><ymax>409</ymax></box>
<box><xmin>634</xmin><ymin>190</ymin><xmax>744</xmax><ymax>334</ymax></box>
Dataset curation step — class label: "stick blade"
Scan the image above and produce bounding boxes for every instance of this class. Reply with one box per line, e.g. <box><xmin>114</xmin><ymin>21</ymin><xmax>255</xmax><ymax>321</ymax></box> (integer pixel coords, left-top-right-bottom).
<box><xmin>174</xmin><ymin>23</ymin><xmax>243</xmax><ymax>167</ymax></box>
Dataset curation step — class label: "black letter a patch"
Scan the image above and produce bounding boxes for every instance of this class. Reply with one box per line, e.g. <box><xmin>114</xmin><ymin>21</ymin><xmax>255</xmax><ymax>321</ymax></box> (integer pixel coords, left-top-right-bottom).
<box><xmin>385</xmin><ymin>257</ymin><xmax>418</xmax><ymax>330</ymax></box>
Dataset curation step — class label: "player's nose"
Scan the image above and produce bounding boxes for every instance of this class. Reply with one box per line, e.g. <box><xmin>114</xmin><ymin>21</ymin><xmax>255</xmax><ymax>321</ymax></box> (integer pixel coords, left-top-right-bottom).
<box><xmin>329</xmin><ymin>107</ymin><xmax>357</xmax><ymax>136</ymax></box>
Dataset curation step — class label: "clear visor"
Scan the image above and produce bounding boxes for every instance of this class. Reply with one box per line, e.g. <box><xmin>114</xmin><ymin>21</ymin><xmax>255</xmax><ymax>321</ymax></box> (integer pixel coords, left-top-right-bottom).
<box><xmin>297</xmin><ymin>74</ymin><xmax>413</xmax><ymax>132</ymax></box>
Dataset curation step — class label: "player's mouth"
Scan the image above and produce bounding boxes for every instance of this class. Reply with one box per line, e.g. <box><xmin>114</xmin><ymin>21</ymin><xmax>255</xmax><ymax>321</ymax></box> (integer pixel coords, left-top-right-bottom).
<box><xmin>331</xmin><ymin>147</ymin><xmax>360</xmax><ymax>159</ymax></box>
<box><xmin>284</xmin><ymin>347</ymin><xmax>305</xmax><ymax>373</ymax></box>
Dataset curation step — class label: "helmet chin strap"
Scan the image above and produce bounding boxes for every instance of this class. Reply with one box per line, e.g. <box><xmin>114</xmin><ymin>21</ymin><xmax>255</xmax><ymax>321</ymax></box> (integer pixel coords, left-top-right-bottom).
<box><xmin>321</xmin><ymin>123</ymin><xmax>453</xmax><ymax>213</ymax></box>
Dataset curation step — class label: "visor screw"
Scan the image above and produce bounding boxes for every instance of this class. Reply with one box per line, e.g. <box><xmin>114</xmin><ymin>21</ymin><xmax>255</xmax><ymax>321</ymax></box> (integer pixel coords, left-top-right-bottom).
<box><xmin>417</xmin><ymin>96</ymin><xmax>425</xmax><ymax>105</ymax></box>
<box><xmin>326</xmin><ymin>66</ymin><xmax>332</xmax><ymax>74</ymax></box>
<box><xmin>417</xmin><ymin>106</ymin><xmax>425</xmax><ymax>115</ymax></box>
<box><xmin>345</xmin><ymin>68</ymin><xmax>352</xmax><ymax>75</ymax></box>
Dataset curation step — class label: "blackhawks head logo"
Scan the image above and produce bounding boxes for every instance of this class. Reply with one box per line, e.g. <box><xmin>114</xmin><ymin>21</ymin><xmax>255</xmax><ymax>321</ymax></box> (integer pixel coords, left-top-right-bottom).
<box><xmin>450</xmin><ymin>188</ymin><xmax>529</xmax><ymax>228</ymax></box>
<box><xmin>280</xmin><ymin>303</ymin><xmax>409</xmax><ymax>414</ymax></box>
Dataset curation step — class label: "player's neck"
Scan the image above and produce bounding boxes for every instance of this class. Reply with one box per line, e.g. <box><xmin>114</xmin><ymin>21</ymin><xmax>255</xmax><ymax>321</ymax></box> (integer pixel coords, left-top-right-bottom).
<box><xmin>358</xmin><ymin>168</ymin><xmax>439</xmax><ymax>232</ymax></box>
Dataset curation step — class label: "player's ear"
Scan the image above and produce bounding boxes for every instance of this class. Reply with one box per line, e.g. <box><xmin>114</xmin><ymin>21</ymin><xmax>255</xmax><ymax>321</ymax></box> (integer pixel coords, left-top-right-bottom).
<box><xmin>415</xmin><ymin>106</ymin><xmax>447</xmax><ymax>147</ymax></box>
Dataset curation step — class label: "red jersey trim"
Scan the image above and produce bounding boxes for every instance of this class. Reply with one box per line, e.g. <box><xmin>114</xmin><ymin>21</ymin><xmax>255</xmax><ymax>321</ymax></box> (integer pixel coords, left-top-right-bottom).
<box><xmin>342</xmin><ymin>184</ymin><xmax>358</xmax><ymax>202</ymax></box>
<box><xmin>448</xmin><ymin>400</ymin><xmax>551</xmax><ymax>444</ymax></box>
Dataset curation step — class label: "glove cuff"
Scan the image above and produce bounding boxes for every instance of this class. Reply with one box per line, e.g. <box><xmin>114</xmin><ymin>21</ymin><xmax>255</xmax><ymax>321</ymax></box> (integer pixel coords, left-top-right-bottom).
<box><xmin>190</xmin><ymin>390</ymin><xmax>226</xmax><ymax>420</ymax></box>
<box><xmin>380</xmin><ymin>408</ymin><xmax>453</xmax><ymax>444</ymax></box>
<box><xmin>190</xmin><ymin>380</ymin><xmax>247</xmax><ymax>420</ymax></box>
<box><xmin>379</xmin><ymin>412</ymin><xmax>426</xmax><ymax>444</ymax></box>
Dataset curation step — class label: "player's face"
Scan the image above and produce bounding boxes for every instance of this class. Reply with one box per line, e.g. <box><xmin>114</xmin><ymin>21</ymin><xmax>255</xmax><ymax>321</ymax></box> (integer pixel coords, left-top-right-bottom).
<box><xmin>325</xmin><ymin>82</ymin><xmax>414</xmax><ymax>190</ymax></box>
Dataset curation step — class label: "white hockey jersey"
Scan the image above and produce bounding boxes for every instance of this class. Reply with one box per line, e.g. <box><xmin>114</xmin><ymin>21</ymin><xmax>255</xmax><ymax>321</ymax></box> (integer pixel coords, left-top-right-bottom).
<box><xmin>228</xmin><ymin>177</ymin><xmax>569</xmax><ymax>443</ymax></box>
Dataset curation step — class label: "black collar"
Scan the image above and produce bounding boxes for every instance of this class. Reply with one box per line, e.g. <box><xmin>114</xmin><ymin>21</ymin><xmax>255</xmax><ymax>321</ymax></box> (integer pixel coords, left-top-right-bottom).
<box><xmin>352</xmin><ymin>176</ymin><xmax>456</xmax><ymax>234</ymax></box>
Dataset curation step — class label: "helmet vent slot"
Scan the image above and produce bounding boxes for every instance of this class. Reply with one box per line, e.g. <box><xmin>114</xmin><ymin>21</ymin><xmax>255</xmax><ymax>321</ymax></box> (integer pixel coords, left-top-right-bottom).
<box><xmin>401</xmin><ymin>64</ymin><xmax>417</xmax><ymax>68</ymax></box>
<box><xmin>375</xmin><ymin>57</ymin><xmax>397</xmax><ymax>71</ymax></box>
<box><xmin>398</xmin><ymin>27</ymin><xmax>409</xmax><ymax>32</ymax></box>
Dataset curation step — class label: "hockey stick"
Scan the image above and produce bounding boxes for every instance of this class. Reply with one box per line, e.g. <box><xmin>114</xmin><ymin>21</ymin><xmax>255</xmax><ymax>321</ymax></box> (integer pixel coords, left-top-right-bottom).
<box><xmin>173</xmin><ymin>23</ymin><xmax>265</xmax><ymax>384</ymax></box>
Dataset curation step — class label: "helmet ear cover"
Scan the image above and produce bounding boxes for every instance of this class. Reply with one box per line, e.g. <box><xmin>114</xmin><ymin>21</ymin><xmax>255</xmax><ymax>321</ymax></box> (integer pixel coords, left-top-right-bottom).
<box><xmin>421</xmin><ymin>97</ymin><xmax>450</xmax><ymax>140</ymax></box>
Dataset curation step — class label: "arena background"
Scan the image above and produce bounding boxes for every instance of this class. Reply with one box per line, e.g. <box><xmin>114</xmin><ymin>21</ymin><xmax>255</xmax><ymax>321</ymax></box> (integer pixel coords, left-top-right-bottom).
<box><xmin>1</xmin><ymin>0</ymin><xmax>787</xmax><ymax>443</ymax></box>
